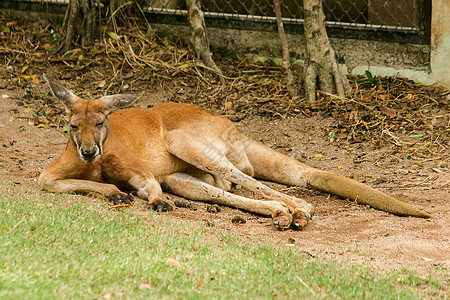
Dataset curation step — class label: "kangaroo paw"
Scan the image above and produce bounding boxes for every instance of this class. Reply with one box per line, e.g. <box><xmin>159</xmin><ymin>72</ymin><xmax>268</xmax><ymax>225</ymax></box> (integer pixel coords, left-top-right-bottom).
<box><xmin>272</xmin><ymin>209</ymin><xmax>293</xmax><ymax>230</ymax></box>
<box><xmin>108</xmin><ymin>193</ymin><xmax>134</xmax><ymax>205</ymax></box>
<box><xmin>149</xmin><ymin>199</ymin><xmax>173</xmax><ymax>212</ymax></box>
<box><xmin>291</xmin><ymin>209</ymin><xmax>312</xmax><ymax>230</ymax></box>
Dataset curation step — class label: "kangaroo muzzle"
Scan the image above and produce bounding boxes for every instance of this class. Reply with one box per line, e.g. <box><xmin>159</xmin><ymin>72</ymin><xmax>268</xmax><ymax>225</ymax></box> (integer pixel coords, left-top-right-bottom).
<box><xmin>79</xmin><ymin>144</ymin><xmax>100</xmax><ymax>163</ymax></box>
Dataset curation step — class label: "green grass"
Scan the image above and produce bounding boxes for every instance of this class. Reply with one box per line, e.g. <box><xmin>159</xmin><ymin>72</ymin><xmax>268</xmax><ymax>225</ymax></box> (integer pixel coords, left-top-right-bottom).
<box><xmin>0</xmin><ymin>180</ymin><xmax>447</xmax><ymax>299</ymax></box>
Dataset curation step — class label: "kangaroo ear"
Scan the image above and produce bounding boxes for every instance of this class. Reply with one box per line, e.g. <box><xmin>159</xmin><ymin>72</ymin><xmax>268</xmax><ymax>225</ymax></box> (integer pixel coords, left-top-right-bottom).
<box><xmin>43</xmin><ymin>73</ymin><xmax>78</xmax><ymax>110</ymax></box>
<box><xmin>99</xmin><ymin>93</ymin><xmax>142</xmax><ymax>115</ymax></box>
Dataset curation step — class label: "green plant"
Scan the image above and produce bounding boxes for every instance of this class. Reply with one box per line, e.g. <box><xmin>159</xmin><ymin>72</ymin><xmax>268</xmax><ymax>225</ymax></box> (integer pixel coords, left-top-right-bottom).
<box><xmin>355</xmin><ymin>70</ymin><xmax>392</xmax><ymax>89</ymax></box>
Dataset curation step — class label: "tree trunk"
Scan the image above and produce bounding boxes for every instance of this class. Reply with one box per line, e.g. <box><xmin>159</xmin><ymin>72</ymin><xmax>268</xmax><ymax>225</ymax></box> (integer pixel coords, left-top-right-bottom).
<box><xmin>273</xmin><ymin>0</ymin><xmax>297</xmax><ymax>99</ymax></box>
<box><xmin>57</xmin><ymin>0</ymin><xmax>98</xmax><ymax>54</ymax></box>
<box><xmin>186</xmin><ymin>0</ymin><xmax>225</xmax><ymax>85</ymax></box>
<box><xmin>303</xmin><ymin>0</ymin><xmax>350</xmax><ymax>102</ymax></box>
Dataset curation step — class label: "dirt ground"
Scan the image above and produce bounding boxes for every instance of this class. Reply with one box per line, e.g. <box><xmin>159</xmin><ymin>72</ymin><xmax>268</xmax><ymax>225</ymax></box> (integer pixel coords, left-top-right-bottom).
<box><xmin>1</xmin><ymin>85</ymin><xmax>449</xmax><ymax>277</ymax></box>
<box><xmin>0</xmin><ymin>16</ymin><xmax>449</xmax><ymax>278</ymax></box>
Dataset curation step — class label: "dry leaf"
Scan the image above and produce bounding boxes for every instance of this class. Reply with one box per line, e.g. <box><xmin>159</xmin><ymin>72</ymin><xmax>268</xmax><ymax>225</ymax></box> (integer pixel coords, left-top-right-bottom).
<box><xmin>100</xmin><ymin>293</ymin><xmax>113</xmax><ymax>300</ymax></box>
<box><xmin>379</xmin><ymin>106</ymin><xmax>396</xmax><ymax>118</ymax></box>
<box><xmin>98</xmin><ymin>80</ymin><xmax>107</xmax><ymax>88</ymax></box>
<box><xmin>166</xmin><ymin>257</ymin><xmax>178</xmax><ymax>266</ymax></box>
<box><xmin>111</xmin><ymin>204</ymin><xmax>131</xmax><ymax>210</ymax></box>
<box><xmin>431</xmin><ymin>117</ymin><xmax>437</xmax><ymax>125</ymax></box>
<box><xmin>116</xmin><ymin>290</ymin><xmax>125</xmax><ymax>297</ymax></box>
<box><xmin>196</xmin><ymin>282</ymin><xmax>204</xmax><ymax>290</ymax></box>
<box><xmin>139</xmin><ymin>283</ymin><xmax>152</xmax><ymax>290</ymax></box>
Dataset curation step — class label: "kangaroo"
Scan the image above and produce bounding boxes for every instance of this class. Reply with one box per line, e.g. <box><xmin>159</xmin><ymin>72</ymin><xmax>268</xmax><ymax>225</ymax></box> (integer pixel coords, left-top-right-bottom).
<box><xmin>38</xmin><ymin>74</ymin><xmax>432</xmax><ymax>230</ymax></box>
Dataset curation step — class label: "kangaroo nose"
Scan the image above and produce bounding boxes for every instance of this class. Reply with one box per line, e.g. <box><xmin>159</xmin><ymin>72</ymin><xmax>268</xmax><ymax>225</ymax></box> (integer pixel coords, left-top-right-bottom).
<box><xmin>82</xmin><ymin>148</ymin><xmax>96</xmax><ymax>158</ymax></box>
<box><xmin>79</xmin><ymin>145</ymin><xmax>99</xmax><ymax>162</ymax></box>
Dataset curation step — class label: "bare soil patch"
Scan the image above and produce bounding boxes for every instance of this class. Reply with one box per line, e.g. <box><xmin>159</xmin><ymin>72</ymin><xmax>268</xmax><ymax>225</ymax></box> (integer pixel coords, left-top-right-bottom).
<box><xmin>0</xmin><ymin>16</ymin><xmax>449</xmax><ymax>277</ymax></box>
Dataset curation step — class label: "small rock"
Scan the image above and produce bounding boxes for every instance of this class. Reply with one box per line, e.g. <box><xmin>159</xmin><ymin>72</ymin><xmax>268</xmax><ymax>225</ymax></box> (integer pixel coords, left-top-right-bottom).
<box><xmin>206</xmin><ymin>204</ymin><xmax>221</xmax><ymax>213</ymax></box>
<box><xmin>375</xmin><ymin>176</ymin><xmax>388</xmax><ymax>183</ymax></box>
<box><xmin>231</xmin><ymin>216</ymin><xmax>246</xmax><ymax>224</ymax></box>
<box><xmin>396</xmin><ymin>169</ymin><xmax>409</xmax><ymax>175</ymax></box>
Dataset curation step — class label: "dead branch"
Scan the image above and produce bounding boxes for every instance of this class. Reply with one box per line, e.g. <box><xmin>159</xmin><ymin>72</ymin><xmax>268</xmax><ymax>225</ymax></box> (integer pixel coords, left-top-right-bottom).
<box><xmin>273</xmin><ymin>0</ymin><xmax>297</xmax><ymax>99</ymax></box>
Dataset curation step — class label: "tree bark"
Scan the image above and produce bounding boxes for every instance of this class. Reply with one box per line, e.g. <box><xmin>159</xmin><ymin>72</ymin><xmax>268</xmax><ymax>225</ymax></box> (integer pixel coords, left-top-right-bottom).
<box><xmin>57</xmin><ymin>0</ymin><xmax>98</xmax><ymax>54</ymax></box>
<box><xmin>186</xmin><ymin>0</ymin><xmax>225</xmax><ymax>85</ymax></box>
<box><xmin>273</xmin><ymin>0</ymin><xmax>297</xmax><ymax>98</ymax></box>
<box><xmin>303</xmin><ymin>0</ymin><xmax>350</xmax><ymax>102</ymax></box>
<box><xmin>53</xmin><ymin>0</ymin><xmax>100</xmax><ymax>54</ymax></box>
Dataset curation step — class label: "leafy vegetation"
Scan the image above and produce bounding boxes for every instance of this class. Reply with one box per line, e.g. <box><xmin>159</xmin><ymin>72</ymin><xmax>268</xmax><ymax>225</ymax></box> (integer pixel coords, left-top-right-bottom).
<box><xmin>354</xmin><ymin>70</ymin><xmax>393</xmax><ymax>89</ymax></box>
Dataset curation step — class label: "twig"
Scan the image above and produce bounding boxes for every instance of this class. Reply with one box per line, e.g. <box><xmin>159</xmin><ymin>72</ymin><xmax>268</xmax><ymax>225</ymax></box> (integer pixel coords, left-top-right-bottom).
<box><xmin>0</xmin><ymin>47</ymin><xmax>37</xmax><ymax>55</ymax></box>
<box><xmin>378</xmin><ymin>174</ymin><xmax>439</xmax><ymax>189</ymax></box>
<box><xmin>296</xmin><ymin>276</ymin><xmax>317</xmax><ymax>296</ymax></box>
<box><xmin>318</xmin><ymin>90</ymin><xmax>374</xmax><ymax>111</ymax></box>
<box><xmin>382</xmin><ymin>130</ymin><xmax>413</xmax><ymax>146</ymax></box>
<box><xmin>11</xmin><ymin>215</ymin><xmax>26</xmax><ymax>231</ymax></box>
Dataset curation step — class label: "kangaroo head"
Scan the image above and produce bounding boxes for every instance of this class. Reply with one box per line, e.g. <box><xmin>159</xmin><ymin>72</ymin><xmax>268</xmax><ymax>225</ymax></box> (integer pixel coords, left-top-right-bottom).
<box><xmin>44</xmin><ymin>74</ymin><xmax>140</xmax><ymax>163</ymax></box>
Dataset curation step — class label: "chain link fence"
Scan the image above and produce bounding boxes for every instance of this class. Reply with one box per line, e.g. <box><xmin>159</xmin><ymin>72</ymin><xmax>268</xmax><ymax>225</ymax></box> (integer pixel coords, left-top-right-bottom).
<box><xmin>145</xmin><ymin>0</ymin><xmax>430</xmax><ymax>44</ymax></box>
<box><xmin>0</xmin><ymin>0</ymin><xmax>431</xmax><ymax>44</ymax></box>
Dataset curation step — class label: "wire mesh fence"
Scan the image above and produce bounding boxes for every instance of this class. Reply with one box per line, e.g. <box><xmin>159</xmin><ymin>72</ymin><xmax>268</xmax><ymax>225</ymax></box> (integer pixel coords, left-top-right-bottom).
<box><xmin>0</xmin><ymin>0</ymin><xmax>431</xmax><ymax>44</ymax></box>
<box><xmin>145</xmin><ymin>0</ymin><xmax>430</xmax><ymax>44</ymax></box>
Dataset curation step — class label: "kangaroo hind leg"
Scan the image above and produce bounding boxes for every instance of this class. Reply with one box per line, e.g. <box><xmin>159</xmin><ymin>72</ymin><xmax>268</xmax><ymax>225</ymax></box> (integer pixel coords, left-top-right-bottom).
<box><xmin>162</xmin><ymin>173</ymin><xmax>292</xmax><ymax>228</ymax></box>
<box><xmin>163</xmin><ymin>129</ymin><xmax>314</xmax><ymax>229</ymax></box>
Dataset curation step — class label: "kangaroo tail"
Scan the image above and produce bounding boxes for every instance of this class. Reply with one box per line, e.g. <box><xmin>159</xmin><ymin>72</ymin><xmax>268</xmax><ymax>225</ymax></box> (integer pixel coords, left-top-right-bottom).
<box><xmin>244</xmin><ymin>139</ymin><xmax>432</xmax><ymax>218</ymax></box>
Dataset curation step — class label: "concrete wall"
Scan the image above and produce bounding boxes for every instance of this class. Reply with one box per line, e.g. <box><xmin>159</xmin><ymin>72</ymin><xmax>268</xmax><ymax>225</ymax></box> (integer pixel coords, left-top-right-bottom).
<box><xmin>431</xmin><ymin>0</ymin><xmax>450</xmax><ymax>87</ymax></box>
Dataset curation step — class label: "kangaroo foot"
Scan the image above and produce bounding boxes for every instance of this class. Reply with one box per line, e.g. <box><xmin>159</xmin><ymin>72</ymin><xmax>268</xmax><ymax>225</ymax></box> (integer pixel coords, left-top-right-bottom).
<box><xmin>272</xmin><ymin>209</ymin><xmax>293</xmax><ymax>230</ymax></box>
<box><xmin>149</xmin><ymin>199</ymin><xmax>173</xmax><ymax>212</ymax></box>
<box><xmin>291</xmin><ymin>207</ymin><xmax>314</xmax><ymax>230</ymax></box>
<box><xmin>108</xmin><ymin>193</ymin><xmax>134</xmax><ymax>205</ymax></box>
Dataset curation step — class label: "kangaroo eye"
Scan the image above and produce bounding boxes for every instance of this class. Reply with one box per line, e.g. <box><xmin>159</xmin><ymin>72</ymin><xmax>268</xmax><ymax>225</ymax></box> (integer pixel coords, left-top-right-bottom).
<box><xmin>70</xmin><ymin>124</ymin><xmax>78</xmax><ymax>130</ymax></box>
<box><xmin>96</xmin><ymin>121</ymin><xmax>104</xmax><ymax>127</ymax></box>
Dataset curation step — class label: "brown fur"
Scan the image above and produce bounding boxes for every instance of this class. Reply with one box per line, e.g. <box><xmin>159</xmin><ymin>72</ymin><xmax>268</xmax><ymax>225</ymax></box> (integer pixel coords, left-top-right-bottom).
<box><xmin>39</xmin><ymin>75</ymin><xmax>432</xmax><ymax>230</ymax></box>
